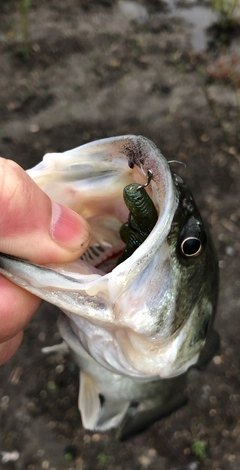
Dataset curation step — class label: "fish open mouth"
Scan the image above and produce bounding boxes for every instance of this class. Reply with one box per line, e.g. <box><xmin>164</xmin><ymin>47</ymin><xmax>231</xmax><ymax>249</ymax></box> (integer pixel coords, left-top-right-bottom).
<box><xmin>26</xmin><ymin>135</ymin><xmax>178</xmax><ymax>285</ymax></box>
<box><xmin>0</xmin><ymin>135</ymin><xmax>178</xmax><ymax>306</ymax></box>
<box><xmin>27</xmin><ymin>135</ymin><xmax>177</xmax><ymax>283</ymax></box>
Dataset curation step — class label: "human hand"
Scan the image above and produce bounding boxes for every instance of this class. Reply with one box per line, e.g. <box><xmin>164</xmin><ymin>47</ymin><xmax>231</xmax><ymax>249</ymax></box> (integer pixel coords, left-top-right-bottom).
<box><xmin>0</xmin><ymin>157</ymin><xmax>90</xmax><ymax>365</ymax></box>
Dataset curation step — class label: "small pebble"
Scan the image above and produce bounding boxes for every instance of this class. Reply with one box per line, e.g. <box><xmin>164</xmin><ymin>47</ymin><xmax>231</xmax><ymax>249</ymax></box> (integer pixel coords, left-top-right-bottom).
<box><xmin>138</xmin><ymin>455</ymin><xmax>151</xmax><ymax>466</ymax></box>
<box><xmin>213</xmin><ymin>356</ymin><xmax>222</xmax><ymax>365</ymax></box>
<box><xmin>29</xmin><ymin>123</ymin><xmax>40</xmax><ymax>133</ymax></box>
<box><xmin>118</xmin><ymin>0</ymin><xmax>148</xmax><ymax>23</ymax></box>
<box><xmin>42</xmin><ymin>461</ymin><xmax>50</xmax><ymax>469</ymax></box>
<box><xmin>92</xmin><ymin>433</ymin><xmax>101</xmax><ymax>442</ymax></box>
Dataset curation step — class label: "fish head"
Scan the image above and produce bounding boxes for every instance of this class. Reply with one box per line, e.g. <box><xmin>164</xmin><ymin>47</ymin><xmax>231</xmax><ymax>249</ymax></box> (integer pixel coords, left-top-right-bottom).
<box><xmin>0</xmin><ymin>135</ymin><xmax>218</xmax><ymax>380</ymax></box>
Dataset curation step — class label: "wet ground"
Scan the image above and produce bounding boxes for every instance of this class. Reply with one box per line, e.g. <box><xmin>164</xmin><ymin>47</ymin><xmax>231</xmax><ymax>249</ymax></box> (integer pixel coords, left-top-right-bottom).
<box><xmin>0</xmin><ymin>1</ymin><xmax>240</xmax><ymax>469</ymax></box>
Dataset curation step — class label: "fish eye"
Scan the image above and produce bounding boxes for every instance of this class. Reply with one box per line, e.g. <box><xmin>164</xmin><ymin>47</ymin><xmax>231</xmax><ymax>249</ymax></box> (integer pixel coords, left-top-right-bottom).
<box><xmin>180</xmin><ymin>237</ymin><xmax>203</xmax><ymax>257</ymax></box>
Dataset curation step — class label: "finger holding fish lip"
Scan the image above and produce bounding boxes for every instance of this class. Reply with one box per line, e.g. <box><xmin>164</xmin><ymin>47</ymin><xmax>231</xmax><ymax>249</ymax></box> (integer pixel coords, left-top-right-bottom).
<box><xmin>0</xmin><ymin>157</ymin><xmax>91</xmax><ymax>264</ymax></box>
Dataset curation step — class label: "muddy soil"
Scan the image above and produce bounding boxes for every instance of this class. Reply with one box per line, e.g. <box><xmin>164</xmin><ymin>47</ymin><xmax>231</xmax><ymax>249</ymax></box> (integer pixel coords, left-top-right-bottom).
<box><xmin>0</xmin><ymin>1</ymin><xmax>240</xmax><ymax>469</ymax></box>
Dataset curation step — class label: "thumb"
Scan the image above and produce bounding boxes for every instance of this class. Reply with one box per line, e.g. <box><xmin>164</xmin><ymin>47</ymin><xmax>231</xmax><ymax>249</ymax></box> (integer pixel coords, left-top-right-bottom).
<box><xmin>0</xmin><ymin>158</ymin><xmax>90</xmax><ymax>264</ymax></box>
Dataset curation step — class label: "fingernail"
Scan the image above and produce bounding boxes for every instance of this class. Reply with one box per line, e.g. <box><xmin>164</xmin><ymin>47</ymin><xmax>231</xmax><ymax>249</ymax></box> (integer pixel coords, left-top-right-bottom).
<box><xmin>51</xmin><ymin>202</ymin><xmax>90</xmax><ymax>250</ymax></box>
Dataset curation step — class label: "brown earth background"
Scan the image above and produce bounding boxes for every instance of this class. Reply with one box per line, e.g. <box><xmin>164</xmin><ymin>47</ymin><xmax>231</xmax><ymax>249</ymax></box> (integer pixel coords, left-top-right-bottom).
<box><xmin>0</xmin><ymin>1</ymin><xmax>240</xmax><ymax>469</ymax></box>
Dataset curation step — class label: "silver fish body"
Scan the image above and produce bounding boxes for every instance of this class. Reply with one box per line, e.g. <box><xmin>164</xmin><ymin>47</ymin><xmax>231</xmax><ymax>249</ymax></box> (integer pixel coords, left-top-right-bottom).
<box><xmin>0</xmin><ymin>135</ymin><xmax>219</xmax><ymax>438</ymax></box>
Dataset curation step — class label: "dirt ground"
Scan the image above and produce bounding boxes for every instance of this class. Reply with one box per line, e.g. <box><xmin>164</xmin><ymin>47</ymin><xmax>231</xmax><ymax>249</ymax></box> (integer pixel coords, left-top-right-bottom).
<box><xmin>0</xmin><ymin>1</ymin><xmax>240</xmax><ymax>469</ymax></box>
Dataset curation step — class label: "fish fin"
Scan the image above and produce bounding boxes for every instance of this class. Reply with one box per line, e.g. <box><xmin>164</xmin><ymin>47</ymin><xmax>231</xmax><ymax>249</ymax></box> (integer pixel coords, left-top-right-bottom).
<box><xmin>78</xmin><ymin>370</ymin><xmax>101</xmax><ymax>430</ymax></box>
<box><xmin>41</xmin><ymin>341</ymin><xmax>69</xmax><ymax>355</ymax></box>
<box><xmin>119</xmin><ymin>393</ymin><xmax>188</xmax><ymax>441</ymax></box>
<box><xmin>195</xmin><ymin>329</ymin><xmax>220</xmax><ymax>370</ymax></box>
<box><xmin>78</xmin><ymin>370</ymin><xmax>129</xmax><ymax>431</ymax></box>
<box><xmin>95</xmin><ymin>399</ymin><xmax>130</xmax><ymax>431</ymax></box>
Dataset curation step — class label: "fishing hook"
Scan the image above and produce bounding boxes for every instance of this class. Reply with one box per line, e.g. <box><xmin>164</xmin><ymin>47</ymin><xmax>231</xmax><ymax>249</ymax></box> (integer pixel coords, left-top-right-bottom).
<box><xmin>168</xmin><ymin>160</ymin><xmax>186</xmax><ymax>168</ymax></box>
<box><xmin>137</xmin><ymin>170</ymin><xmax>153</xmax><ymax>191</ymax></box>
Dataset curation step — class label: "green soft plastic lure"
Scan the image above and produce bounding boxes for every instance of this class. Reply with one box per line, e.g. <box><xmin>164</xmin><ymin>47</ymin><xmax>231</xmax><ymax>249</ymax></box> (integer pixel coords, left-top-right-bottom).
<box><xmin>118</xmin><ymin>180</ymin><xmax>158</xmax><ymax>264</ymax></box>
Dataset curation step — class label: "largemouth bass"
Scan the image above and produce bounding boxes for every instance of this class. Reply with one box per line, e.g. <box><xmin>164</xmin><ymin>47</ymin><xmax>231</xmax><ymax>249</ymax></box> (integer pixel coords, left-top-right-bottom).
<box><xmin>0</xmin><ymin>135</ymin><xmax>219</xmax><ymax>439</ymax></box>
